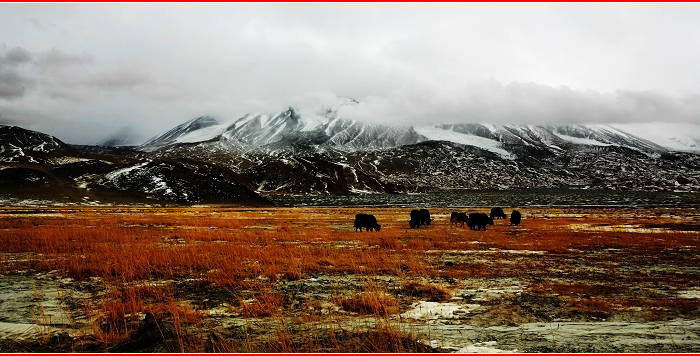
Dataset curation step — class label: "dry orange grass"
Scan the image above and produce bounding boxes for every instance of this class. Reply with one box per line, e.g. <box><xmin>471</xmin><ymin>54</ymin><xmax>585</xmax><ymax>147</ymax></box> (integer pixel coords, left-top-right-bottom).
<box><xmin>0</xmin><ymin>206</ymin><xmax>697</xmax><ymax>284</ymax></box>
<box><xmin>239</xmin><ymin>293</ymin><xmax>284</xmax><ymax>317</ymax></box>
<box><xmin>0</xmin><ymin>206</ymin><xmax>697</xmax><ymax>351</ymax></box>
<box><xmin>262</xmin><ymin>324</ymin><xmax>433</xmax><ymax>353</ymax></box>
<box><xmin>338</xmin><ymin>292</ymin><xmax>399</xmax><ymax>316</ymax></box>
<box><xmin>87</xmin><ymin>284</ymin><xmax>203</xmax><ymax>349</ymax></box>
<box><xmin>400</xmin><ymin>281</ymin><xmax>451</xmax><ymax>302</ymax></box>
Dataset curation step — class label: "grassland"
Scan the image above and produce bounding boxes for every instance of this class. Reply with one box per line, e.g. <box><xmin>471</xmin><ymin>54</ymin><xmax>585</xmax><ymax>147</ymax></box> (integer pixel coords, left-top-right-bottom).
<box><xmin>0</xmin><ymin>206</ymin><xmax>698</xmax><ymax>352</ymax></box>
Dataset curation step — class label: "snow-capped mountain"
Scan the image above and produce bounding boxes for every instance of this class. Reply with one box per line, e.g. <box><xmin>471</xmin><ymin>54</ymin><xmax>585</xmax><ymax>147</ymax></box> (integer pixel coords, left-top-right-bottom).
<box><xmin>141</xmin><ymin>106</ymin><xmax>677</xmax><ymax>160</ymax></box>
<box><xmin>136</xmin><ymin>109</ymin><xmax>699</xmax><ymax>194</ymax></box>
<box><xmin>610</xmin><ymin>122</ymin><xmax>699</xmax><ymax>153</ymax></box>
<box><xmin>0</xmin><ymin>125</ymin><xmax>269</xmax><ymax>205</ymax></box>
<box><xmin>0</xmin><ymin>125</ymin><xmax>66</xmax><ymax>163</ymax></box>
<box><xmin>414</xmin><ymin>123</ymin><xmax>668</xmax><ymax>159</ymax></box>
<box><xmin>1</xmin><ymin>113</ymin><xmax>698</xmax><ymax>204</ymax></box>
<box><xmin>141</xmin><ymin>107</ymin><xmax>426</xmax><ymax>152</ymax></box>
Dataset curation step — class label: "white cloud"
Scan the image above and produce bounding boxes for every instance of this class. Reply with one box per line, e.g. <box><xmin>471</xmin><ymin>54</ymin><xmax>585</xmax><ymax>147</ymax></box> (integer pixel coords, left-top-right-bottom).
<box><xmin>0</xmin><ymin>4</ymin><xmax>699</xmax><ymax>144</ymax></box>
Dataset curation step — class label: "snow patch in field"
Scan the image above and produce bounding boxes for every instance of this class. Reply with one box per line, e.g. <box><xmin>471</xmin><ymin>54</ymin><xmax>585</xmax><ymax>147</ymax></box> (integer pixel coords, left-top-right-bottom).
<box><xmin>426</xmin><ymin>249</ymin><xmax>545</xmax><ymax>255</ymax></box>
<box><xmin>0</xmin><ymin>321</ymin><xmax>41</xmax><ymax>340</ymax></box>
<box><xmin>568</xmin><ymin>223</ymin><xmax>695</xmax><ymax>234</ymax></box>
<box><xmin>452</xmin><ymin>341</ymin><xmax>517</xmax><ymax>353</ymax></box>
<box><xmin>678</xmin><ymin>289</ymin><xmax>700</xmax><ymax>299</ymax></box>
<box><xmin>415</xmin><ymin>126</ymin><xmax>515</xmax><ymax>160</ymax></box>
<box><xmin>401</xmin><ymin>301</ymin><xmax>479</xmax><ymax>320</ymax></box>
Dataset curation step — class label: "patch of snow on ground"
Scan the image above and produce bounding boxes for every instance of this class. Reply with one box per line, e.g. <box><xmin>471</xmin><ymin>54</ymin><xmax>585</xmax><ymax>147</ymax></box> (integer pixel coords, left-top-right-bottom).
<box><xmin>50</xmin><ymin>157</ymin><xmax>91</xmax><ymax>165</ymax></box>
<box><xmin>348</xmin><ymin>188</ymin><xmax>378</xmax><ymax>194</ymax></box>
<box><xmin>678</xmin><ymin>289</ymin><xmax>700</xmax><ymax>299</ymax></box>
<box><xmin>149</xmin><ymin>176</ymin><xmax>174</xmax><ymax>196</ymax></box>
<box><xmin>452</xmin><ymin>341</ymin><xmax>517</xmax><ymax>353</ymax></box>
<box><xmin>0</xmin><ymin>321</ymin><xmax>42</xmax><ymax>340</ymax></box>
<box><xmin>401</xmin><ymin>301</ymin><xmax>479</xmax><ymax>320</ymax></box>
<box><xmin>104</xmin><ymin>161</ymin><xmax>150</xmax><ymax>180</ymax></box>
<box><xmin>415</xmin><ymin>126</ymin><xmax>516</xmax><ymax>160</ymax></box>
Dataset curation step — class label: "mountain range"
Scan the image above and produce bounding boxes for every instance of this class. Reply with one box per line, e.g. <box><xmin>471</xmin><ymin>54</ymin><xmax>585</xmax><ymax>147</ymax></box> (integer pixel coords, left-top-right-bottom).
<box><xmin>1</xmin><ymin>105</ymin><xmax>698</xmax><ymax>204</ymax></box>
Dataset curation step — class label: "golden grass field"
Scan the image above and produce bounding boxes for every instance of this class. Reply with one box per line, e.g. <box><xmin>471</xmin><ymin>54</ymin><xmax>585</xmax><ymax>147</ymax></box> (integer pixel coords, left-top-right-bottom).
<box><xmin>0</xmin><ymin>206</ymin><xmax>698</xmax><ymax>352</ymax></box>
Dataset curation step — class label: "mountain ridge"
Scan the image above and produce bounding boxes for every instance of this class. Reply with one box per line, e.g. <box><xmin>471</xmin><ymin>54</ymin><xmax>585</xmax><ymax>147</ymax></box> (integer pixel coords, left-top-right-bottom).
<box><xmin>1</xmin><ymin>116</ymin><xmax>698</xmax><ymax>205</ymax></box>
<box><xmin>139</xmin><ymin>108</ymin><xmax>683</xmax><ymax>159</ymax></box>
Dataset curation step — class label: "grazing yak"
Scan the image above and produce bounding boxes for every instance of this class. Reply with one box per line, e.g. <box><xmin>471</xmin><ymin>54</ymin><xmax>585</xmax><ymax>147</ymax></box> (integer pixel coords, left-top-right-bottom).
<box><xmin>468</xmin><ymin>213</ymin><xmax>494</xmax><ymax>231</ymax></box>
<box><xmin>419</xmin><ymin>209</ymin><xmax>432</xmax><ymax>226</ymax></box>
<box><xmin>450</xmin><ymin>211</ymin><xmax>469</xmax><ymax>227</ymax></box>
<box><xmin>409</xmin><ymin>209</ymin><xmax>432</xmax><ymax>228</ymax></box>
<box><xmin>354</xmin><ymin>213</ymin><xmax>381</xmax><ymax>232</ymax></box>
<box><xmin>490</xmin><ymin>207</ymin><xmax>507</xmax><ymax>219</ymax></box>
<box><xmin>510</xmin><ymin>210</ymin><xmax>522</xmax><ymax>226</ymax></box>
<box><xmin>409</xmin><ymin>210</ymin><xmax>421</xmax><ymax>229</ymax></box>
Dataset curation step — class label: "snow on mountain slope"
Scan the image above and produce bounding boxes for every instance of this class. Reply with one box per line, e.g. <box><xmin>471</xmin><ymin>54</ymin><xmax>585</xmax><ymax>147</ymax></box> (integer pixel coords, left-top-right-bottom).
<box><xmin>139</xmin><ymin>102</ymin><xmax>692</xmax><ymax>158</ymax></box>
<box><xmin>1</xmin><ymin>124</ymin><xmax>698</xmax><ymax>200</ymax></box>
<box><xmin>611</xmin><ymin>122</ymin><xmax>700</xmax><ymax>152</ymax></box>
<box><xmin>175</xmin><ymin>123</ymin><xmax>228</xmax><ymax>144</ymax></box>
<box><xmin>415</xmin><ymin>125</ymin><xmax>516</xmax><ymax>159</ymax></box>
<box><xmin>141</xmin><ymin>116</ymin><xmax>220</xmax><ymax>148</ymax></box>
<box><xmin>142</xmin><ymin>107</ymin><xmax>426</xmax><ymax>151</ymax></box>
<box><xmin>551</xmin><ymin>131</ymin><xmax>611</xmax><ymax>146</ymax></box>
<box><xmin>221</xmin><ymin>109</ymin><xmax>308</xmax><ymax>145</ymax></box>
<box><xmin>0</xmin><ymin>125</ymin><xmax>66</xmax><ymax>163</ymax></box>
<box><xmin>431</xmin><ymin>123</ymin><xmax>669</xmax><ymax>155</ymax></box>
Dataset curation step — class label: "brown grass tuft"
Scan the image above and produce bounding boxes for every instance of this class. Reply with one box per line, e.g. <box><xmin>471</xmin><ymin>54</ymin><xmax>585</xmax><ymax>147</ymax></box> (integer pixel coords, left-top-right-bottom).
<box><xmin>239</xmin><ymin>293</ymin><xmax>284</xmax><ymax>317</ymax></box>
<box><xmin>339</xmin><ymin>292</ymin><xmax>399</xmax><ymax>316</ymax></box>
<box><xmin>400</xmin><ymin>281</ymin><xmax>451</xmax><ymax>302</ymax></box>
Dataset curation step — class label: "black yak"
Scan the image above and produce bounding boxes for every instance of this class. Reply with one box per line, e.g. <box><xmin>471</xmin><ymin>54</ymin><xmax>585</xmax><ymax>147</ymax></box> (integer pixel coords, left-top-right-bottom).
<box><xmin>468</xmin><ymin>213</ymin><xmax>494</xmax><ymax>231</ymax></box>
<box><xmin>510</xmin><ymin>210</ymin><xmax>522</xmax><ymax>226</ymax></box>
<box><xmin>410</xmin><ymin>209</ymin><xmax>432</xmax><ymax>228</ymax></box>
<box><xmin>409</xmin><ymin>209</ymin><xmax>421</xmax><ymax>229</ymax></box>
<box><xmin>450</xmin><ymin>211</ymin><xmax>469</xmax><ymax>227</ymax></box>
<box><xmin>419</xmin><ymin>209</ymin><xmax>432</xmax><ymax>226</ymax></box>
<box><xmin>490</xmin><ymin>207</ymin><xmax>507</xmax><ymax>219</ymax></box>
<box><xmin>355</xmin><ymin>213</ymin><xmax>381</xmax><ymax>232</ymax></box>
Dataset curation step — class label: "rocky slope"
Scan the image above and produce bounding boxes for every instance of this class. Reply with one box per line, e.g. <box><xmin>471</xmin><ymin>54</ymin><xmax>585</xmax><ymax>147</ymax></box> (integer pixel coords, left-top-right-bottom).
<box><xmin>141</xmin><ymin>108</ymin><xmax>699</xmax><ymax>194</ymax></box>
<box><xmin>1</xmin><ymin>108</ymin><xmax>698</xmax><ymax>205</ymax></box>
<box><xmin>0</xmin><ymin>125</ymin><xmax>270</xmax><ymax>205</ymax></box>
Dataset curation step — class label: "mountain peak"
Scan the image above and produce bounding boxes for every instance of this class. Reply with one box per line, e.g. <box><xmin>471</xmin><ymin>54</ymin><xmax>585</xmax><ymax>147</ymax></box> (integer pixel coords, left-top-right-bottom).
<box><xmin>141</xmin><ymin>116</ymin><xmax>220</xmax><ymax>149</ymax></box>
<box><xmin>184</xmin><ymin>116</ymin><xmax>220</xmax><ymax>129</ymax></box>
<box><xmin>0</xmin><ymin>125</ymin><xmax>66</xmax><ymax>164</ymax></box>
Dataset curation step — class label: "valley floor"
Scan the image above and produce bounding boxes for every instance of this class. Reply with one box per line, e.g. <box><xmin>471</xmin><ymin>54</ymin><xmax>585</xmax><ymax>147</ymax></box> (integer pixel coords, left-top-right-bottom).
<box><xmin>0</xmin><ymin>206</ymin><xmax>698</xmax><ymax>352</ymax></box>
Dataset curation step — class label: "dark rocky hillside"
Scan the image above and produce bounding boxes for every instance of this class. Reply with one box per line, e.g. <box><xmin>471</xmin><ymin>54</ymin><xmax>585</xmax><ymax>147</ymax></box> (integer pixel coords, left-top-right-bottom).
<box><xmin>1</xmin><ymin>114</ymin><xmax>698</xmax><ymax>205</ymax></box>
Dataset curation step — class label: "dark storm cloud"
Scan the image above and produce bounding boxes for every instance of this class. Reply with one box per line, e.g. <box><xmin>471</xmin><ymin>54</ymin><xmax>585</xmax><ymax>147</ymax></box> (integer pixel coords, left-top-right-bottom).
<box><xmin>83</xmin><ymin>68</ymin><xmax>151</xmax><ymax>91</ymax></box>
<box><xmin>0</xmin><ymin>47</ymin><xmax>33</xmax><ymax>99</ymax></box>
<box><xmin>0</xmin><ymin>71</ymin><xmax>30</xmax><ymax>99</ymax></box>
<box><xmin>0</xmin><ymin>47</ymin><xmax>151</xmax><ymax>102</ymax></box>
<box><xmin>36</xmin><ymin>48</ymin><xmax>92</xmax><ymax>70</ymax></box>
<box><xmin>4</xmin><ymin>47</ymin><xmax>32</xmax><ymax>65</ymax></box>
<box><xmin>339</xmin><ymin>81</ymin><xmax>700</xmax><ymax>126</ymax></box>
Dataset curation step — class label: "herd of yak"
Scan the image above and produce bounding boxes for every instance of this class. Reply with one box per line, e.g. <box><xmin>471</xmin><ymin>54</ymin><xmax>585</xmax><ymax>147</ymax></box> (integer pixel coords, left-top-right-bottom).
<box><xmin>353</xmin><ymin>208</ymin><xmax>522</xmax><ymax>232</ymax></box>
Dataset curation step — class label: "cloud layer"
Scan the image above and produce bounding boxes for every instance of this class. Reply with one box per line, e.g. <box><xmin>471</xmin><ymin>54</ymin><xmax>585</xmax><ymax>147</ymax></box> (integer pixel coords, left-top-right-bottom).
<box><xmin>0</xmin><ymin>4</ymin><xmax>699</xmax><ymax>144</ymax></box>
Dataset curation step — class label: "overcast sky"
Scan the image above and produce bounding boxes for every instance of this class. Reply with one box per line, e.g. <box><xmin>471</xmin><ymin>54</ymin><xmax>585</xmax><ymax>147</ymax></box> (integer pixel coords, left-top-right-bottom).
<box><xmin>1</xmin><ymin>4</ymin><xmax>699</xmax><ymax>144</ymax></box>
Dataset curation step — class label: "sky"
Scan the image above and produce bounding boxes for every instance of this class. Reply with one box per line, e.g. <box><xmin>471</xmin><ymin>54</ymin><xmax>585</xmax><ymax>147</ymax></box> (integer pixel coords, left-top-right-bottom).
<box><xmin>0</xmin><ymin>4</ymin><xmax>699</xmax><ymax>144</ymax></box>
